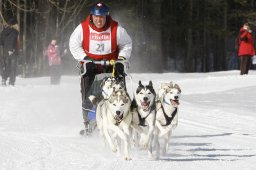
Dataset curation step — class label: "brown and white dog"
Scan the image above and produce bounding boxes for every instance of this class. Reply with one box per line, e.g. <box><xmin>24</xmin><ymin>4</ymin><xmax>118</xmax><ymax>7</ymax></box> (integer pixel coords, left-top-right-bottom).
<box><xmin>96</xmin><ymin>89</ymin><xmax>132</xmax><ymax>160</ymax></box>
<box><xmin>89</xmin><ymin>76</ymin><xmax>126</xmax><ymax>106</ymax></box>
<box><xmin>155</xmin><ymin>82</ymin><xmax>181</xmax><ymax>156</ymax></box>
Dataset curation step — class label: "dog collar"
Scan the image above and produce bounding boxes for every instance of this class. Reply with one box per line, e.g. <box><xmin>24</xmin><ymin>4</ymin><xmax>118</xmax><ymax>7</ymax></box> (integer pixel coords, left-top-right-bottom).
<box><xmin>161</xmin><ymin>106</ymin><xmax>178</xmax><ymax>127</ymax></box>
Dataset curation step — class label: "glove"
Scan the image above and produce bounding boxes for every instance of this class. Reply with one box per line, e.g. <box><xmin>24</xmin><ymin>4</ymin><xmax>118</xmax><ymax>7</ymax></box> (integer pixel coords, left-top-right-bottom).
<box><xmin>117</xmin><ymin>56</ymin><xmax>126</xmax><ymax>61</ymax></box>
<box><xmin>80</xmin><ymin>56</ymin><xmax>93</xmax><ymax>64</ymax></box>
<box><xmin>8</xmin><ymin>50</ymin><xmax>14</xmax><ymax>56</ymax></box>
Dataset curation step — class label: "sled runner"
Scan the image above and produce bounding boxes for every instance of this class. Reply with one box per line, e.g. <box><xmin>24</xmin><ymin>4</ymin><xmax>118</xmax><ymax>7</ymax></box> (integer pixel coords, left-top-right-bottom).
<box><xmin>78</xmin><ymin>59</ymin><xmax>130</xmax><ymax>136</ymax></box>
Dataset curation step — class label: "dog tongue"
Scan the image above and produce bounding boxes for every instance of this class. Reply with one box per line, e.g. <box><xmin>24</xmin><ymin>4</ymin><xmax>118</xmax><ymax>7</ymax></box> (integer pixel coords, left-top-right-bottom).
<box><xmin>171</xmin><ymin>100</ymin><xmax>179</xmax><ymax>106</ymax></box>
<box><xmin>142</xmin><ymin>102</ymin><xmax>149</xmax><ymax>110</ymax></box>
<box><xmin>115</xmin><ymin>114</ymin><xmax>123</xmax><ymax>121</ymax></box>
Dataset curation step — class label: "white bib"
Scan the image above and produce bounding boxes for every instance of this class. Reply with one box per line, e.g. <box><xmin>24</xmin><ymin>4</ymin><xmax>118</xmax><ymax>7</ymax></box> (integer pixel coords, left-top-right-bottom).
<box><xmin>89</xmin><ymin>27</ymin><xmax>112</xmax><ymax>55</ymax></box>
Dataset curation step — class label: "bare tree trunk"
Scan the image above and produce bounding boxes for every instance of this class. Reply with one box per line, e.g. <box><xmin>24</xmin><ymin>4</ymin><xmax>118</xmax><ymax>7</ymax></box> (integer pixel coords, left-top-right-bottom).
<box><xmin>202</xmin><ymin>0</ymin><xmax>210</xmax><ymax>72</ymax></box>
<box><xmin>185</xmin><ymin>0</ymin><xmax>193</xmax><ymax>72</ymax></box>
<box><xmin>148</xmin><ymin>0</ymin><xmax>163</xmax><ymax>72</ymax></box>
<box><xmin>222</xmin><ymin>0</ymin><xmax>227</xmax><ymax>70</ymax></box>
<box><xmin>0</xmin><ymin>0</ymin><xmax>2</xmax><ymax>29</ymax></box>
<box><xmin>16</xmin><ymin>0</ymin><xmax>20</xmax><ymax>23</ymax></box>
<box><xmin>56</xmin><ymin>0</ymin><xmax>59</xmax><ymax>38</ymax></box>
<box><xmin>22</xmin><ymin>0</ymin><xmax>27</xmax><ymax>77</ymax></box>
<box><xmin>0</xmin><ymin>0</ymin><xmax>2</xmax><ymax>65</ymax></box>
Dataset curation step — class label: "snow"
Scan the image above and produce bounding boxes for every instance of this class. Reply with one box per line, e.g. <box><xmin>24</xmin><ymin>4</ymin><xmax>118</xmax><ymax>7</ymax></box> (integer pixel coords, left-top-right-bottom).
<box><xmin>0</xmin><ymin>70</ymin><xmax>256</xmax><ymax>170</ymax></box>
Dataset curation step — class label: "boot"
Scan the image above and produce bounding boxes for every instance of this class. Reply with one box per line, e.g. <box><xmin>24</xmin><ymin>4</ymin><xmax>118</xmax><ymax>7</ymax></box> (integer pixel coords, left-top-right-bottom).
<box><xmin>80</xmin><ymin>121</ymin><xmax>90</xmax><ymax>135</ymax></box>
<box><xmin>8</xmin><ymin>81</ymin><xmax>15</xmax><ymax>86</ymax></box>
<box><xmin>2</xmin><ymin>79</ymin><xmax>6</xmax><ymax>86</ymax></box>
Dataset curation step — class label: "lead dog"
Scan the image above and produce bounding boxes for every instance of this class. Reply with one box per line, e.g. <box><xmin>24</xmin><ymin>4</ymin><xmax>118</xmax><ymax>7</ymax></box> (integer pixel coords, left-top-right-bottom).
<box><xmin>131</xmin><ymin>81</ymin><xmax>159</xmax><ymax>159</ymax></box>
<box><xmin>155</xmin><ymin>82</ymin><xmax>181</xmax><ymax>155</ymax></box>
<box><xmin>96</xmin><ymin>89</ymin><xmax>132</xmax><ymax>160</ymax></box>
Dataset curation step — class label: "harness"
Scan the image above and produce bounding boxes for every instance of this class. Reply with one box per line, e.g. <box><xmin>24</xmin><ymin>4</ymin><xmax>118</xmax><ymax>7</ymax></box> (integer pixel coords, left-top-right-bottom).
<box><xmin>157</xmin><ymin>101</ymin><xmax>178</xmax><ymax>126</ymax></box>
<box><xmin>137</xmin><ymin>104</ymin><xmax>156</xmax><ymax>127</ymax></box>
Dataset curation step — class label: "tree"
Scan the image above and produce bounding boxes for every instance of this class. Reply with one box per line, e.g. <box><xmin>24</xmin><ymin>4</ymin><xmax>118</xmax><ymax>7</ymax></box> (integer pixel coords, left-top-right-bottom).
<box><xmin>1</xmin><ymin>0</ymin><xmax>256</xmax><ymax>75</ymax></box>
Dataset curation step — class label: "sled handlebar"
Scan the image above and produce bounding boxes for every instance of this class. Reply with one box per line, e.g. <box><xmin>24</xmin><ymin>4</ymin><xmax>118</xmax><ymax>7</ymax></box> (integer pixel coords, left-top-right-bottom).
<box><xmin>77</xmin><ymin>59</ymin><xmax>129</xmax><ymax>76</ymax></box>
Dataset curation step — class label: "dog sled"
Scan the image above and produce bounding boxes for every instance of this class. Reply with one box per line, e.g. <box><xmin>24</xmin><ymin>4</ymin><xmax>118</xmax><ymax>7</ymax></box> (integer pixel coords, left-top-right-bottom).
<box><xmin>78</xmin><ymin>59</ymin><xmax>130</xmax><ymax>136</ymax></box>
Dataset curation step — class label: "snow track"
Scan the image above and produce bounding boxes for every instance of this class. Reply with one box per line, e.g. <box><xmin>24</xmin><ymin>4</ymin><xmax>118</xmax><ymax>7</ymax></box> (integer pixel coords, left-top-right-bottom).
<box><xmin>1</xmin><ymin>72</ymin><xmax>256</xmax><ymax>170</ymax></box>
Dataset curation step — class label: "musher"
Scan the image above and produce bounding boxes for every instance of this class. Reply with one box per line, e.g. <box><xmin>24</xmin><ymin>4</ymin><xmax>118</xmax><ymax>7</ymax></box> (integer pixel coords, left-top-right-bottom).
<box><xmin>69</xmin><ymin>2</ymin><xmax>132</xmax><ymax>134</ymax></box>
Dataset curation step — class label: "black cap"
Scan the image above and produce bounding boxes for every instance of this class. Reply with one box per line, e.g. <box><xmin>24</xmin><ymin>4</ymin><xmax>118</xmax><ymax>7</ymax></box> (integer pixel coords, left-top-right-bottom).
<box><xmin>7</xmin><ymin>17</ymin><xmax>18</xmax><ymax>25</ymax></box>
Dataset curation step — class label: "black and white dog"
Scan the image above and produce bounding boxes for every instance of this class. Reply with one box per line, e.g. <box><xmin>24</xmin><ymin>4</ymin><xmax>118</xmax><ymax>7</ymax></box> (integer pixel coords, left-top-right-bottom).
<box><xmin>155</xmin><ymin>82</ymin><xmax>181</xmax><ymax>155</ymax></box>
<box><xmin>131</xmin><ymin>81</ymin><xmax>159</xmax><ymax>159</ymax></box>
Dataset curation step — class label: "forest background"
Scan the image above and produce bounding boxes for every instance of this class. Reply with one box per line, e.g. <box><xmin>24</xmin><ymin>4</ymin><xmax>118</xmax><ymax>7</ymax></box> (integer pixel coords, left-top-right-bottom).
<box><xmin>1</xmin><ymin>0</ymin><xmax>256</xmax><ymax>76</ymax></box>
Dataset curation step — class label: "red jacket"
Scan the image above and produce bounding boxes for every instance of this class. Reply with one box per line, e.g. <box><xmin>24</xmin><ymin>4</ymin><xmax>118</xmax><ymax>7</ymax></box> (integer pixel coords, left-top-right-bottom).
<box><xmin>81</xmin><ymin>16</ymin><xmax>119</xmax><ymax>60</ymax></box>
<box><xmin>238</xmin><ymin>28</ymin><xmax>255</xmax><ymax>56</ymax></box>
<box><xmin>47</xmin><ymin>44</ymin><xmax>61</xmax><ymax>65</ymax></box>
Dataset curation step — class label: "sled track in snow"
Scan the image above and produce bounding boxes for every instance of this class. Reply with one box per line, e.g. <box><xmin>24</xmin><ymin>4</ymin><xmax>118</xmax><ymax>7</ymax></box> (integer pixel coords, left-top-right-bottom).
<box><xmin>0</xmin><ymin>133</ymin><xmax>52</xmax><ymax>169</ymax></box>
<box><xmin>179</xmin><ymin>119</ymin><xmax>256</xmax><ymax>139</ymax></box>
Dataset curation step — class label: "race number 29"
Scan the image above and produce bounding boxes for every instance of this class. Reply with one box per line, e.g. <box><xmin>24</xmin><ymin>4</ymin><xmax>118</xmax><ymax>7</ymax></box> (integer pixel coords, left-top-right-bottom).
<box><xmin>96</xmin><ymin>43</ymin><xmax>104</xmax><ymax>52</ymax></box>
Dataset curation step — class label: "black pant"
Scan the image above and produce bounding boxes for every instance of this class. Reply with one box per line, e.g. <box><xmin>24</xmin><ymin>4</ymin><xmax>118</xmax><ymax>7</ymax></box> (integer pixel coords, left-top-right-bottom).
<box><xmin>50</xmin><ymin>65</ymin><xmax>61</xmax><ymax>84</ymax></box>
<box><xmin>1</xmin><ymin>52</ymin><xmax>17</xmax><ymax>85</ymax></box>
<box><xmin>239</xmin><ymin>55</ymin><xmax>252</xmax><ymax>75</ymax></box>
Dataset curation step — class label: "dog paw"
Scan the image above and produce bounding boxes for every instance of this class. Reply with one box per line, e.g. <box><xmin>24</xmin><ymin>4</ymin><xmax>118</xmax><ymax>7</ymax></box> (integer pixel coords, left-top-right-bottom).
<box><xmin>148</xmin><ymin>154</ymin><xmax>157</xmax><ymax>161</ymax></box>
<box><xmin>132</xmin><ymin>141</ymin><xmax>139</xmax><ymax>148</ymax></box>
<box><xmin>149</xmin><ymin>155</ymin><xmax>159</xmax><ymax>161</ymax></box>
<box><xmin>140</xmin><ymin>138</ymin><xmax>149</xmax><ymax>148</ymax></box>
<box><xmin>124</xmin><ymin>156</ymin><xmax>132</xmax><ymax>160</ymax></box>
<box><xmin>161</xmin><ymin>150</ymin><xmax>167</xmax><ymax>156</ymax></box>
<box><xmin>141</xmin><ymin>141</ymin><xmax>149</xmax><ymax>148</ymax></box>
<box><xmin>112</xmin><ymin>147</ymin><xmax>118</xmax><ymax>153</ymax></box>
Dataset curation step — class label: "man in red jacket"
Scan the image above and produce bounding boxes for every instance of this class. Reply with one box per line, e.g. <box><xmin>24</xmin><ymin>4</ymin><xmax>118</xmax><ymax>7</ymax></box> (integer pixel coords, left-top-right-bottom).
<box><xmin>238</xmin><ymin>23</ymin><xmax>255</xmax><ymax>75</ymax></box>
<box><xmin>69</xmin><ymin>2</ymin><xmax>132</xmax><ymax>135</ymax></box>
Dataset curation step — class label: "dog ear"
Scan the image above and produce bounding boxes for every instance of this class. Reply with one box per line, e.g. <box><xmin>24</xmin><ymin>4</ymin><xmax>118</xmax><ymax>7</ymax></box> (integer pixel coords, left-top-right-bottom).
<box><xmin>149</xmin><ymin>80</ymin><xmax>153</xmax><ymax>87</ymax></box>
<box><xmin>100</xmin><ymin>80</ymin><xmax>104</xmax><ymax>88</ymax></box>
<box><xmin>139</xmin><ymin>81</ymin><xmax>143</xmax><ymax>87</ymax></box>
<box><xmin>174</xmin><ymin>84</ymin><xmax>181</xmax><ymax>93</ymax></box>
<box><xmin>109</xmin><ymin>91</ymin><xmax>117</xmax><ymax>103</ymax></box>
<box><xmin>108</xmin><ymin>97</ymin><xmax>114</xmax><ymax>103</ymax></box>
<box><xmin>169</xmin><ymin>82</ymin><xmax>174</xmax><ymax>88</ymax></box>
<box><xmin>100</xmin><ymin>78</ymin><xmax>108</xmax><ymax>88</ymax></box>
<box><xmin>123</xmin><ymin>96</ymin><xmax>129</xmax><ymax>103</ymax></box>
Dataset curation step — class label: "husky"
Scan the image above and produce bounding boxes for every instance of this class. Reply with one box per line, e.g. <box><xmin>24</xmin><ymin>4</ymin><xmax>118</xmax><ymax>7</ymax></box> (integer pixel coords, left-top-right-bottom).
<box><xmin>96</xmin><ymin>89</ymin><xmax>132</xmax><ymax>160</ymax></box>
<box><xmin>131</xmin><ymin>81</ymin><xmax>159</xmax><ymax>159</ymax></box>
<box><xmin>89</xmin><ymin>77</ymin><xmax>126</xmax><ymax>106</ymax></box>
<box><xmin>155</xmin><ymin>82</ymin><xmax>181</xmax><ymax>155</ymax></box>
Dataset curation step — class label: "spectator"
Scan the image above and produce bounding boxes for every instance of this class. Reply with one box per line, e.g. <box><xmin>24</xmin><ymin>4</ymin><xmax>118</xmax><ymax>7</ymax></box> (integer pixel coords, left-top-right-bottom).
<box><xmin>47</xmin><ymin>39</ymin><xmax>61</xmax><ymax>84</ymax></box>
<box><xmin>0</xmin><ymin>17</ymin><xmax>19</xmax><ymax>86</ymax></box>
<box><xmin>238</xmin><ymin>22</ymin><xmax>255</xmax><ymax>75</ymax></box>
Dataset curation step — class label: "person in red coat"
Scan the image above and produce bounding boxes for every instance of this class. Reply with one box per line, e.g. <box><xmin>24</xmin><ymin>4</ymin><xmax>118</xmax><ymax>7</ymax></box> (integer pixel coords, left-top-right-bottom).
<box><xmin>238</xmin><ymin>23</ymin><xmax>255</xmax><ymax>75</ymax></box>
<box><xmin>47</xmin><ymin>39</ymin><xmax>61</xmax><ymax>84</ymax></box>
